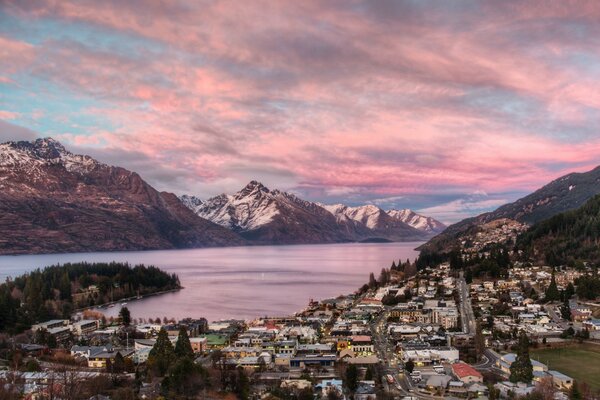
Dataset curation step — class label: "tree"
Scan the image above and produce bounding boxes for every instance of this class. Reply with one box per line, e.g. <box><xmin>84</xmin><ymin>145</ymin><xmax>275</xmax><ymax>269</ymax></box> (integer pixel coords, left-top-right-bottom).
<box><xmin>119</xmin><ymin>307</ymin><xmax>131</xmax><ymax>326</ymax></box>
<box><xmin>174</xmin><ymin>326</ymin><xmax>194</xmax><ymax>359</ymax></box>
<box><xmin>564</xmin><ymin>282</ymin><xmax>575</xmax><ymax>300</ymax></box>
<box><xmin>568</xmin><ymin>381</ymin><xmax>581</xmax><ymax>400</ymax></box>
<box><xmin>346</xmin><ymin>364</ymin><xmax>358</xmax><ymax>392</ymax></box>
<box><xmin>368</xmin><ymin>273</ymin><xmax>377</xmax><ymax>289</ymax></box>
<box><xmin>148</xmin><ymin>328</ymin><xmax>175</xmax><ymax>376</ymax></box>
<box><xmin>107</xmin><ymin>351</ymin><xmax>125</xmax><ymax>373</ymax></box>
<box><xmin>474</xmin><ymin>321</ymin><xmax>485</xmax><ymax>361</ymax></box>
<box><xmin>509</xmin><ymin>332</ymin><xmax>533</xmax><ymax>383</ymax></box>
<box><xmin>560</xmin><ymin>299</ymin><xmax>571</xmax><ymax>321</ymax></box>
<box><xmin>534</xmin><ymin>376</ymin><xmax>556</xmax><ymax>400</ymax></box>
<box><xmin>405</xmin><ymin>359</ymin><xmax>414</xmax><ymax>373</ymax></box>
<box><xmin>545</xmin><ymin>271</ymin><xmax>560</xmax><ymax>301</ymax></box>
<box><xmin>235</xmin><ymin>367</ymin><xmax>250</xmax><ymax>400</ymax></box>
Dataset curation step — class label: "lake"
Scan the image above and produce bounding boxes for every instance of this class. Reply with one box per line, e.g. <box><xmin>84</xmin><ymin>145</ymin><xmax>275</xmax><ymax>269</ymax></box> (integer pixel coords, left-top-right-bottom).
<box><xmin>0</xmin><ymin>242</ymin><xmax>422</xmax><ymax>321</ymax></box>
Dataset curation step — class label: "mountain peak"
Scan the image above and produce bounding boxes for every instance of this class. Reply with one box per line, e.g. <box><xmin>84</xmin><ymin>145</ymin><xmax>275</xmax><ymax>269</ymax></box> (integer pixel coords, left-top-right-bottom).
<box><xmin>239</xmin><ymin>180</ymin><xmax>270</xmax><ymax>195</ymax></box>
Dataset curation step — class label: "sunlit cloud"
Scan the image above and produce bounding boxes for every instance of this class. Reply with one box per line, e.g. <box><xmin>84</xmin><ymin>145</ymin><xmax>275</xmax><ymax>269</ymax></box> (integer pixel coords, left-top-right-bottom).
<box><xmin>2</xmin><ymin>1</ymin><xmax>600</xmax><ymax>221</ymax></box>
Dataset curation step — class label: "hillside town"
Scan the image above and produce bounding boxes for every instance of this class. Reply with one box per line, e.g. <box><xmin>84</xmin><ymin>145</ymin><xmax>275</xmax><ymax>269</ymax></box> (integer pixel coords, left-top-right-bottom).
<box><xmin>1</xmin><ymin>259</ymin><xmax>598</xmax><ymax>400</ymax></box>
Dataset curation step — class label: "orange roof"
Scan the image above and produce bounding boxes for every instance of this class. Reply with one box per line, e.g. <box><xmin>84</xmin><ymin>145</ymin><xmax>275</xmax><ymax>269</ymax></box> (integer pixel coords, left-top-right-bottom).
<box><xmin>452</xmin><ymin>362</ymin><xmax>483</xmax><ymax>379</ymax></box>
<box><xmin>351</xmin><ymin>335</ymin><xmax>372</xmax><ymax>343</ymax></box>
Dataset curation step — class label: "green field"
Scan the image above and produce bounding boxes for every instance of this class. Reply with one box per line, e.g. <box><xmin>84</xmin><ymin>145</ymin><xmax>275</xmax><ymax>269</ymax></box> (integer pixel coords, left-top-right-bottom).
<box><xmin>531</xmin><ymin>344</ymin><xmax>600</xmax><ymax>390</ymax></box>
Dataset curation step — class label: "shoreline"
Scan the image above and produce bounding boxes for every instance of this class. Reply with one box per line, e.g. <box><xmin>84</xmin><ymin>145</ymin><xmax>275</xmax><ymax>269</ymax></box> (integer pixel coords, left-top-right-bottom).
<box><xmin>76</xmin><ymin>287</ymin><xmax>182</xmax><ymax>314</ymax></box>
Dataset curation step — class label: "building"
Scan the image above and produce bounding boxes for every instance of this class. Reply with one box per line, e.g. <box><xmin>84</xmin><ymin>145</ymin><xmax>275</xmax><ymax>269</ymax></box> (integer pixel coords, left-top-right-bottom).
<box><xmin>497</xmin><ymin>353</ymin><xmax>547</xmax><ymax>375</ymax></box>
<box><xmin>350</xmin><ymin>335</ymin><xmax>374</xmax><ymax>356</ymax></box>
<box><xmin>72</xmin><ymin>320</ymin><xmax>99</xmax><ymax>336</ymax></box>
<box><xmin>190</xmin><ymin>337</ymin><xmax>208</xmax><ymax>353</ymax></box>
<box><xmin>452</xmin><ymin>362</ymin><xmax>483</xmax><ymax>384</ymax></box>
<box><xmin>31</xmin><ymin>319</ymin><xmax>69</xmax><ymax>332</ymax></box>
<box><xmin>548</xmin><ymin>370</ymin><xmax>573</xmax><ymax>389</ymax></box>
<box><xmin>289</xmin><ymin>354</ymin><xmax>336</xmax><ymax>368</ymax></box>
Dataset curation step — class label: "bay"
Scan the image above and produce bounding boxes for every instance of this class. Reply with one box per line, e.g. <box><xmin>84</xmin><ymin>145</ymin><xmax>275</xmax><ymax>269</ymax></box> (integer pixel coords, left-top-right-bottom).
<box><xmin>0</xmin><ymin>242</ymin><xmax>422</xmax><ymax>321</ymax></box>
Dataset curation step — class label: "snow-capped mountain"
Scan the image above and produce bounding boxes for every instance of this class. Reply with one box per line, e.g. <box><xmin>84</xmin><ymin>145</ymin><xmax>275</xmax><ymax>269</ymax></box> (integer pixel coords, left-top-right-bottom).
<box><xmin>187</xmin><ymin>181</ymin><xmax>353</xmax><ymax>244</ymax></box>
<box><xmin>182</xmin><ymin>182</ymin><xmax>438</xmax><ymax>244</ymax></box>
<box><xmin>386</xmin><ymin>209</ymin><xmax>446</xmax><ymax>234</ymax></box>
<box><xmin>0</xmin><ymin>137</ymin><xmax>245</xmax><ymax>254</ymax></box>
<box><xmin>320</xmin><ymin>204</ymin><xmax>443</xmax><ymax>240</ymax></box>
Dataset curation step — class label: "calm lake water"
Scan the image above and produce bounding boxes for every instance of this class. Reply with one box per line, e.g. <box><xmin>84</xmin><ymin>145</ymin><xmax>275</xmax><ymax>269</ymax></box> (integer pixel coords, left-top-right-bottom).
<box><xmin>0</xmin><ymin>242</ymin><xmax>422</xmax><ymax>321</ymax></box>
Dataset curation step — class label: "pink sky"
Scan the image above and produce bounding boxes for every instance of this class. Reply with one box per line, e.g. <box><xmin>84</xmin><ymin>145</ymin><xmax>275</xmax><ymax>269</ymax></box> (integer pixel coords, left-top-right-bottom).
<box><xmin>2</xmin><ymin>1</ymin><xmax>600</xmax><ymax>223</ymax></box>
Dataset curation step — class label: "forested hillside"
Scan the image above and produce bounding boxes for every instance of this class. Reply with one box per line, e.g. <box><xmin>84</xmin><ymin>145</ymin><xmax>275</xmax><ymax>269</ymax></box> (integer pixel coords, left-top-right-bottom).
<box><xmin>0</xmin><ymin>262</ymin><xmax>180</xmax><ymax>333</ymax></box>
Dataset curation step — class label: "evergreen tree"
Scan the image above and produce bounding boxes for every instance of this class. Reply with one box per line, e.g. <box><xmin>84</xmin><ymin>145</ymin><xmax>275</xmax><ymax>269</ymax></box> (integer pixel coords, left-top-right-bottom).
<box><xmin>509</xmin><ymin>332</ymin><xmax>533</xmax><ymax>383</ymax></box>
<box><xmin>475</xmin><ymin>321</ymin><xmax>485</xmax><ymax>361</ymax></box>
<box><xmin>345</xmin><ymin>364</ymin><xmax>358</xmax><ymax>391</ymax></box>
<box><xmin>564</xmin><ymin>282</ymin><xmax>575</xmax><ymax>300</ymax></box>
<box><xmin>560</xmin><ymin>299</ymin><xmax>571</xmax><ymax>321</ymax></box>
<box><xmin>545</xmin><ymin>271</ymin><xmax>560</xmax><ymax>301</ymax></box>
<box><xmin>148</xmin><ymin>328</ymin><xmax>175</xmax><ymax>376</ymax></box>
<box><xmin>119</xmin><ymin>306</ymin><xmax>131</xmax><ymax>326</ymax></box>
<box><xmin>235</xmin><ymin>367</ymin><xmax>250</xmax><ymax>400</ymax></box>
<box><xmin>174</xmin><ymin>326</ymin><xmax>194</xmax><ymax>359</ymax></box>
<box><xmin>405</xmin><ymin>359</ymin><xmax>415</xmax><ymax>373</ymax></box>
<box><xmin>368</xmin><ymin>273</ymin><xmax>377</xmax><ymax>289</ymax></box>
<box><xmin>568</xmin><ymin>381</ymin><xmax>581</xmax><ymax>400</ymax></box>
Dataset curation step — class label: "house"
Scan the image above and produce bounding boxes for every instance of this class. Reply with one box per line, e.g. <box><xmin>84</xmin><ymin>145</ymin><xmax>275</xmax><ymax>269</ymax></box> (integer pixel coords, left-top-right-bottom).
<box><xmin>190</xmin><ymin>337</ymin><xmax>208</xmax><ymax>353</ymax></box>
<box><xmin>497</xmin><ymin>353</ymin><xmax>547</xmax><ymax>375</ymax></box>
<box><xmin>316</xmin><ymin>379</ymin><xmax>344</xmax><ymax>399</ymax></box>
<box><xmin>426</xmin><ymin>375</ymin><xmax>452</xmax><ymax>392</ymax></box>
<box><xmin>583</xmin><ymin>319</ymin><xmax>600</xmax><ymax>331</ymax></box>
<box><xmin>355</xmin><ymin>381</ymin><xmax>376</xmax><ymax>400</ymax></box>
<box><xmin>548</xmin><ymin>370</ymin><xmax>573</xmax><ymax>389</ymax></box>
<box><xmin>452</xmin><ymin>362</ymin><xmax>483</xmax><ymax>384</ymax></box>
<box><xmin>88</xmin><ymin>349</ymin><xmax>134</xmax><ymax>369</ymax></box>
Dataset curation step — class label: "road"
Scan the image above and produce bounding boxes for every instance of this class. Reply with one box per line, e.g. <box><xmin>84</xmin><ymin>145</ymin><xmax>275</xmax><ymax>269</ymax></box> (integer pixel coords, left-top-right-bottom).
<box><xmin>458</xmin><ymin>271</ymin><xmax>476</xmax><ymax>335</ymax></box>
<box><xmin>370</xmin><ymin>308</ymin><xmax>444</xmax><ymax>400</ymax></box>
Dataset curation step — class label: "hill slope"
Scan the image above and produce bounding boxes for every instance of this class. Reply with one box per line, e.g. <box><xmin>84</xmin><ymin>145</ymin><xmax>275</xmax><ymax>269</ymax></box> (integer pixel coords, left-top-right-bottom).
<box><xmin>0</xmin><ymin>138</ymin><xmax>245</xmax><ymax>255</ymax></box>
<box><xmin>421</xmin><ymin>166</ymin><xmax>600</xmax><ymax>254</ymax></box>
<box><xmin>517</xmin><ymin>194</ymin><xmax>600</xmax><ymax>265</ymax></box>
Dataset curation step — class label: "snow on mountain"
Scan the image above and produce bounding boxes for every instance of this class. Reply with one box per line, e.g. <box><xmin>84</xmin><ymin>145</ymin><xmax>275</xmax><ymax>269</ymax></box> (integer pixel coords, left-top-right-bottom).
<box><xmin>387</xmin><ymin>209</ymin><xmax>446</xmax><ymax>234</ymax></box>
<box><xmin>182</xmin><ymin>183</ymin><xmax>436</xmax><ymax>243</ymax></box>
<box><xmin>179</xmin><ymin>194</ymin><xmax>204</xmax><ymax>215</ymax></box>
<box><xmin>321</xmin><ymin>204</ymin><xmax>386</xmax><ymax>229</ymax></box>
<box><xmin>0</xmin><ymin>137</ymin><xmax>99</xmax><ymax>174</ymax></box>
<box><xmin>0</xmin><ymin>137</ymin><xmax>245</xmax><ymax>254</ymax></box>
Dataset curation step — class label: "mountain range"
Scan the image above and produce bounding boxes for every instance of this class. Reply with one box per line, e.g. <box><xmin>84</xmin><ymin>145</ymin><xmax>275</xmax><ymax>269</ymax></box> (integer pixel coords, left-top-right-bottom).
<box><xmin>421</xmin><ymin>165</ymin><xmax>600</xmax><ymax>254</ymax></box>
<box><xmin>179</xmin><ymin>182</ymin><xmax>445</xmax><ymax>244</ymax></box>
<box><xmin>0</xmin><ymin>138</ymin><xmax>244</xmax><ymax>255</ymax></box>
<box><xmin>0</xmin><ymin>138</ymin><xmax>444</xmax><ymax>254</ymax></box>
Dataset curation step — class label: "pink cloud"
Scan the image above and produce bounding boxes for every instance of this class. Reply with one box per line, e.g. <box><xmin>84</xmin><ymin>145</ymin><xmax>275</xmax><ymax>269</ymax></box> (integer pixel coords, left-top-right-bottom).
<box><xmin>2</xmin><ymin>0</ymin><xmax>600</xmax><ymax>219</ymax></box>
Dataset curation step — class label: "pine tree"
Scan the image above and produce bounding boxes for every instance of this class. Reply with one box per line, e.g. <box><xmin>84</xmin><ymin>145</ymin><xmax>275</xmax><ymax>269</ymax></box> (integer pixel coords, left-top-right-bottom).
<box><xmin>569</xmin><ymin>381</ymin><xmax>581</xmax><ymax>400</ymax></box>
<box><xmin>545</xmin><ymin>271</ymin><xmax>560</xmax><ymax>301</ymax></box>
<box><xmin>509</xmin><ymin>332</ymin><xmax>533</xmax><ymax>383</ymax></box>
<box><xmin>405</xmin><ymin>359</ymin><xmax>415</xmax><ymax>373</ymax></box>
<box><xmin>119</xmin><ymin>307</ymin><xmax>131</xmax><ymax>326</ymax></box>
<box><xmin>475</xmin><ymin>321</ymin><xmax>485</xmax><ymax>361</ymax></box>
<box><xmin>174</xmin><ymin>326</ymin><xmax>194</xmax><ymax>359</ymax></box>
<box><xmin>149</xmin><ymin>328</ymin><xmax>175</xmax><ymax>376</ymax></box>
<box><xmin>345</xmin><ymin>364</ymin><xmax>358</xmax><ymax>391</ymax></box>
<box><xmin>368</xmin><ymin>273</ymin><xmax>377</xmax><ymax>289</ymax></box>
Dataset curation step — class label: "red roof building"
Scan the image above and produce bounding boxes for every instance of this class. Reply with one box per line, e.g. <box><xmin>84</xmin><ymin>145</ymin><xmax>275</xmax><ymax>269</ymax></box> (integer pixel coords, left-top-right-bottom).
<box><xmin>451</xmin><ymin>362</ymin><xmax>483</xmax><ymax>383</ymax></box>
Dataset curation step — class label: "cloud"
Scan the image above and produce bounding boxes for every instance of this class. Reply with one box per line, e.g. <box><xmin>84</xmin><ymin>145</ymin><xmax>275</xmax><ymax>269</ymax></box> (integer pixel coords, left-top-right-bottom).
<box><xmin>418</xmin><ymin>194</ymin><xmax>511</xmax><ymax>224</ymax></box>
<box><xmin>3</xmin><ymin>1</ymin><xmax>600</xmax><ymax>222</ymax></box>
<box><xmin>0</xmin><ymin>120</ymin><xmax>39</xmax><ymax>142</ymax></box>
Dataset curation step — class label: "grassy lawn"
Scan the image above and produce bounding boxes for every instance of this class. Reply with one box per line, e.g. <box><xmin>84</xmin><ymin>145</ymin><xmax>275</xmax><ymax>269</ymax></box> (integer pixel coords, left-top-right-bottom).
<box><xmin>531</xmin><ymin>344</ymin><xmax>600</xmax><ymax>390</ymax></box>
